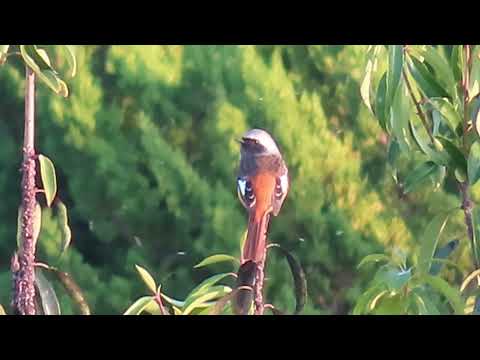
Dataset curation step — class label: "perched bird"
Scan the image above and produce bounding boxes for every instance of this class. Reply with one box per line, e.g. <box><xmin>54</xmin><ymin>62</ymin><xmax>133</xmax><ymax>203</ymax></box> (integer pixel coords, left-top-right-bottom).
<box><xmin>236</xmin><ymin>129</ymin><xmax>289</xmax><ymax>264</ymax></box>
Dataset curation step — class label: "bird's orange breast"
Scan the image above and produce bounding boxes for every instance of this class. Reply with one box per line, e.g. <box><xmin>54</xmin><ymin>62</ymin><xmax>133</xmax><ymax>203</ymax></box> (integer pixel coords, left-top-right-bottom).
<box><xmin>250</xmin><ymin>172</ymin><xmax>276</xmax><ymax>220</ymax></box>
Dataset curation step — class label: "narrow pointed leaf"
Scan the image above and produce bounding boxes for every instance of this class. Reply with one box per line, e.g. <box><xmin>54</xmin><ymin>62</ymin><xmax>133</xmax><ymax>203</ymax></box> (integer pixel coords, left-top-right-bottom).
<box><xmin>35</xmin><ymin>268</ymin><xmax>61</xmax><ymax>315</ymax></box>
<box><xmin>357</xmin><ymin>253</ymin><xmax>390</xmax><ymax>269</ymax></box>
<box><xmin>0</xmin><ymin>304</ymin><xmax>6</xmax><ymax>315</ymax></box>
<box><xmin>56</xmin><ymin>201</ymin><xmax>72</xmax><ymax>257</ymax></box>
<box><xmin>406</xmin><ymin>55</ymin><xmax>449</xmax><ymax>98</ymax></box>
<box><xmin>403</xmin><ymin>161</ymin><xmax>438</xmax><ymax>194</ymax></box>
<box><xmin>124</xmin><ymin>296</ymin><xmax>155</xmax><ymax>315</ymax></box>
<box><xmin>428</xmin><ymin>98</ymin><xmax>462</xmax><ymax>136</ymax></box>
<box><xmin>422</xmin><ymin>274</ymin><xmax>464</xmax><ymax>315</ymax></box>
<box><xmin>38</xmin><ymin>154</ymin><xmax>57</xmax><ymax>207</ymax></box>
<box><xmin>183</xmin><ymin>286</ymin><xmax>232</xmax><ymax>315</ymax></box>
<box><xmin>460</xmin><ymin>269</ymin><xmax>480</xmax><ymax>293</ymax></box>
<box><xmin>194</xmin><ymin>254</ymin><xmax>239</xmax><ymax>268</ymax></box>
<box><xmin>386</xmin><ymin>45</ymin><xmax>404</xmax><ymax>110</ymax></box>
<box><xmin>352</xmin><ymin>284</ymin><xmax>386</xmax><ymax>315</ymax></box>
<box><xmin>418</xmin><ymin>213</ymin><xmax>450</xmax><ymax>274</ymax></box>
<box><xmin>0</xmin><ymin>45</ymin><xmax>9</xmax><ymax>65</ymax></box>
<box><xmin>361</xmin><ymin>58</ymin><xmax>374</xmax><ymax>114</ymax></box>
<box><xmin>374</xmin><ymin>72</ymin><xmax>388</xmax><ymax>131</ymax></box>
<box><xmin>184</xmin><ymin>272</ymin><xmax>235</xmax><ymax>308</ymax></box>
<box><xmin>390</xmin><ymin>80</ymin><xmax>412</xmax><ymax>152</ymax></box>
<box><xmin>468</xmin><ymin>141</ymin><xmax>480</xmax><ymax>186</ymax></box>
<box><xmin>135</xmin><ymin>265</ymin><xmax>157</xmax><ymax>294</ymax></box>
<box><xmin>63</xmin><ymin>45</ymin><xmax>77</xmax><ymax>78</ymax></box>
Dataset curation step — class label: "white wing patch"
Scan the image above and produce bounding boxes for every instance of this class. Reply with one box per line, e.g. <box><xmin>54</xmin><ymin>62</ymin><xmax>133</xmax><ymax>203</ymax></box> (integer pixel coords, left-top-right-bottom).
<box><xmin>237</xmin><ymin>177</ymin><xmax>255</xmax><ymax>209</ymax></box>
<box><xmin>273</xmin><ymin>172</ymin><xmax>289</xmax><ymax>216</ymax></box>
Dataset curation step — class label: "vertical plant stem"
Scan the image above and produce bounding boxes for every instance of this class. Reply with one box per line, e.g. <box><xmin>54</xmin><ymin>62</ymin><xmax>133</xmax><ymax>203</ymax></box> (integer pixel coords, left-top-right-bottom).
<box><xmin>460</xmin><ymin>45</ymin><xmax>479</xmax><ymax>270</ymax></box>
<box><xmin>402</xmin><ymin>68</ymin><xmax>434</xmax><ymax>143</ymax></box>
<box><xmin>254</xmin><ymin>249</ymin><xmax>266</xmax><ymax>315</ymax></box>
<box><xmin>13</xmin><ymin>66</ymin><xmax>37</xmax><ymax>315</ymax></box>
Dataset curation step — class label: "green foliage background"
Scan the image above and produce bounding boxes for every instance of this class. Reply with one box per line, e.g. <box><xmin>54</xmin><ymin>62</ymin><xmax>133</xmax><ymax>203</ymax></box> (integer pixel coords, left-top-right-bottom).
<box><xmin>0</xmin><ymin>45</ymin><xmax>473</xmax><ymax>314</ymax></box>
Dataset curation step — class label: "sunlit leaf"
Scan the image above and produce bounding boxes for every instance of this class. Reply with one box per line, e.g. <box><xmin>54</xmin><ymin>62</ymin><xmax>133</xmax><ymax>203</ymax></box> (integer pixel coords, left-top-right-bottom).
<box><xmin>450</xmin><ymin>45</ymin><xmax>464</xmax><ymax>83</ymax></box>
<box><xmin>417</xmin><ymin>213</ymin><xmax>450</xmax><ymax>274</ymax></box>
<box><xmin>410</xmin><ymin>46</ymin><xmax>457</xmax><ymax>99</ymax></box>
<box><xmin>361</xmin><ymin>58</ymin><xmax>374</xmax><ymax>114</ymax></box>
<box><xmin>124</xmin><ymin>296</ymin><xmax>155</xmax><ymax>315</ymax></box>
<box><xmin>183</xmin><ymin>286</ymin><xmax>232</xmax><ymax>315</ymax></box>
<box><xmin>194</xmin><ymin>254</ymin><xmax>239</xmax><ymax>268</ymax></box>
<box><xmin>0</xmin><ymin>304</ymin><xmax>6</xmax><ymax>315</ymax></box>
<box><xmin>35</xmin><ymin>268</ymin><xmax>61</xmax><ymax>315</ymax></box>
<box><xmin>63</xmin><ymin>45</ymin><xmax>77</xmax><ymax>78</ymax></box>
<box><xmin>460</xmin><ymin>269</ymin><xmax>480</xmax><ymax>293</ymax></box>
<box><xmin>56</xmin><ymin>201</ymin><xmax>71</xmax><ymax>257</ymax></box>
<box><xmin>0</xmin><ymin>45</ymin><xmax>9</xmax><ymax>65</ymax></box>
<box><xmin>422</xmin><ymin>274</ymin><xmax>464</xmax><ymax>315</ymax></box>
<box><xmin>406</xmin><ymin>55</ymin><xmax>449</xmax><ymax>99</ymax></box>
<box><xmin>427</xmin><ymin>98</ymin><xmax>462</xmax><ymax>136</ymax></box>
<box><xmin>386</xmin><ymin>45</ymin><xmax>404</xmax><ymax>110</ymax></box>
<box><xmin>135</xmin><ymin>264</ymin><xmax>157</xmax><ymax>294</ymax></box>
<box><xmin>208</xmin><ymin>289</ymin><xmax>238</xmax><ymax>315</ymax></box>
<box><xmin>357</xmin><ymin>253</ymin><xmax>390</xmax><ymax>269</ymax></box>
<box><xmin>390</xmin><ymin>80</ymin><xmax>412</xmax><ymax>152</ymax></box>
<box><xmin>352</xmin><ymin>284</ymin><xmax>386</xmax><ymax>315</ymax></box>
<box><xmin>38</xmin><ymin>154</ymin><xmax>57</xmax><ymax>207</ymax></box>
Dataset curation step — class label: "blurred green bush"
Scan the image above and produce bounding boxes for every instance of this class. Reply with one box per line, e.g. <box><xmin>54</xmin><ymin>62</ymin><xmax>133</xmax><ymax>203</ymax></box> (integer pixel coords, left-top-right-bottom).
<box><xmin>0</xmin><ymin>45</ymin><xmax>470</xmax><ymax>314</ymax></box>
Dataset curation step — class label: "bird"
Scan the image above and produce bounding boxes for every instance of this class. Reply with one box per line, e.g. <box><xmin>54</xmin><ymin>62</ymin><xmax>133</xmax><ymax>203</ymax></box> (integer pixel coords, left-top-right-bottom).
<box><xmin>236</xmin><ymin>128</ymin><xmax>289</xmax><ymax>265</ymax></box>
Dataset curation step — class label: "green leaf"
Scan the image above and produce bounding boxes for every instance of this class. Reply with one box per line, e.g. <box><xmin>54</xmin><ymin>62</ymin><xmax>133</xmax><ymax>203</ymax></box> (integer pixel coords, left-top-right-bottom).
<box><xmin>374</xmin><ymin>72</ymin><xmax>388</xmax><ymax>131</ymax></box>
<box><xmin>20</xmin><ymin>45</ymin><xmax>69</xmax><ymax>97</ymax></box>
<box><xmin>38</xmin><ymin>154</ymin><xmax>57</xmax><ymax>207</ymax></box>
<box><xmin>406</xmin><ymin>55</ymin><xmax>449</xmax><ymax>99</ymax></box>
<box><xmin>386</xmin><ymin>45</ymin><xmax>404</xmax><ymax>110</ymax></box>
<box><xmin>124</xmin><ymin>296</ymin><xmax>155</xmax><ymax>315</ymax></box>
<box><xmin>352</xmin><ymin>284</ymin><xmax>386</xmax><ymax>315</ymax></box>
<box><xmin>417</xmin><ymin>213</ymin><xmax>450</xmax><ymax>274</ymax></box>
<box><xmin>436</xmin><ymin>137</ymin><xmax>467</xmax><ymax>173</ymax></box>
<box><xmin>450</xmin><ymin>45</ymin><xmax>464</xmax><ymax>83</ymax></box>
<box><xmin>412</xmin><ymin>289</ymin><xmax>440</xmax><ymax>315</ymax></box>
<box><xmin>468</xmin><ymin>141</ymin><xmax>480</xmax><ymax>186</ymax></box>
<box><xmin>403</xmin><ymin>161</ymin><xmax>438</xmax><ymax>194</ymax></box>
<box><xmin>194</xmin><ymin>254</ymin><xmax>239</xmax><ymax>268</ymax></box>
<box><xmin>469</xmin><ymin>46</ymin><xmax>480</xmax><ymax>99</ymax></box>
<box><xmin>0</xmin><ymin>45</ymin><xmax>9</xmax><ymax>65</ymax></box>
<box><xmin>361</xmin><ymin>58</ymin><xmax>374</xmax><ymax>114</ymax></box>
<box><xmin>63</xmin><ymin>45</ymin><xmax>77</xmax><ymax>78</ymax></box>
<box><xmin>390</xmin><ymin>80</ymin><xmax>412</xmax><ymax>152</ymax></box>
<box><xmin>411</xmin><ymin>46</ymin><xmax>457</xmax><ymax>99</ymax></box>
<box><xmin>357</xmin><ymin>253</ymin><xmax>390</xmax><ymax>269</ymax></box>
<box><xmin>134</xmin><ymin>265</ymin><xmax>157</xmax><ymax>294</ymax></box>
<box><xmin>160</xmin><ymin>293</ymin><xmax>185</xmax><ymax>308</ymax></box>
<box><xmin>470</xmin><ymin>95</ymin><xmax>480</xmax><ymax>136</ymax></box>
<box><xmin>56</xmin><ymin>201</ymin><xmax>71</xmax><ymax>257</ymax></box>
<box><xmin>34</xmin><ymin>268</ymin><xmax>61</xmax><ymax>315</ymax></box>
<box><xmin>471</xmin><ymin>207</ymin><xmax>480</xmax><ymax>268</ymax></box>
<box><xmin>387</xmin><ymin>139</ymin><xmax>401</xmax><ymax>168</ymax></box>
<box><xmin>429</xmin><ymin>240</ymin><xmax>459</xmax><ymax>276</ymax></box>
<box><xmin>427</xmin><ymin>98</ymin><xmax>462</xmax><ymax>136</ymax></box>
<box><xmin>208</xmin><ymin>289</ymin><xmax>239</xmax><ymax>315</ymax></box>
<box><xmin>183</xmin><ymin>286</ymin><xmax>232</xmax><ymax>315</ymax></box>
<box><xmin>422</xmin><ymin>274</ymin><xmax>464</xmax><ymax>315</ymax></box>
<box><xmin>374</xmin><ymin>265</ymin><xmax>412</xmax><ymax>291</ymax></box>
<box><xmin>270</xmin><ymin>244</ymin><xmax>307</xmax><ymax>314</ymax></box>
<box><xmin>184</xmin><ymin>272</ymin><xmax>235</xmax><ymax>307</ymax></box>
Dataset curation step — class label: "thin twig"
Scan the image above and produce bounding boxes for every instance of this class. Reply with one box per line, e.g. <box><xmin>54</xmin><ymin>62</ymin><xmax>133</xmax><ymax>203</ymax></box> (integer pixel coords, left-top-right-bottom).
<box><xmin>402</xmin><ymin>67</ymin><xmax>434</xmax><ymax>143</ymax></box>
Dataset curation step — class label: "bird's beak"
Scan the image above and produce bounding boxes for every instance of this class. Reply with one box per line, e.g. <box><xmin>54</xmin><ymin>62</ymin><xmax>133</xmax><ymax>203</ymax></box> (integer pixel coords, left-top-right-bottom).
<box><xmin>236</xmin><ymin>138</ymin><xmax>244</xmax><ymax>145</ymax></box>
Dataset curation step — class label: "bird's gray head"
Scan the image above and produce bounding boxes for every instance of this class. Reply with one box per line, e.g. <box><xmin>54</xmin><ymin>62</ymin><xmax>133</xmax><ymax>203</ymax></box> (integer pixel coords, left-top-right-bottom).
<box><xmin>239</xmin><ymin>128</ymin><xmax>281</xmax><ymax>156</ymax></box>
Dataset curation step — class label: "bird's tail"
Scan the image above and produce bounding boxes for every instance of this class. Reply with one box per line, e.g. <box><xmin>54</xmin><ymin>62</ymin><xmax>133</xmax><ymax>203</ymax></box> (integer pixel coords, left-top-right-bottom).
<box><xmin>242</xmin><ymin>209</ymin><xmax>271</xmax><ymax>264</ymax></box>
